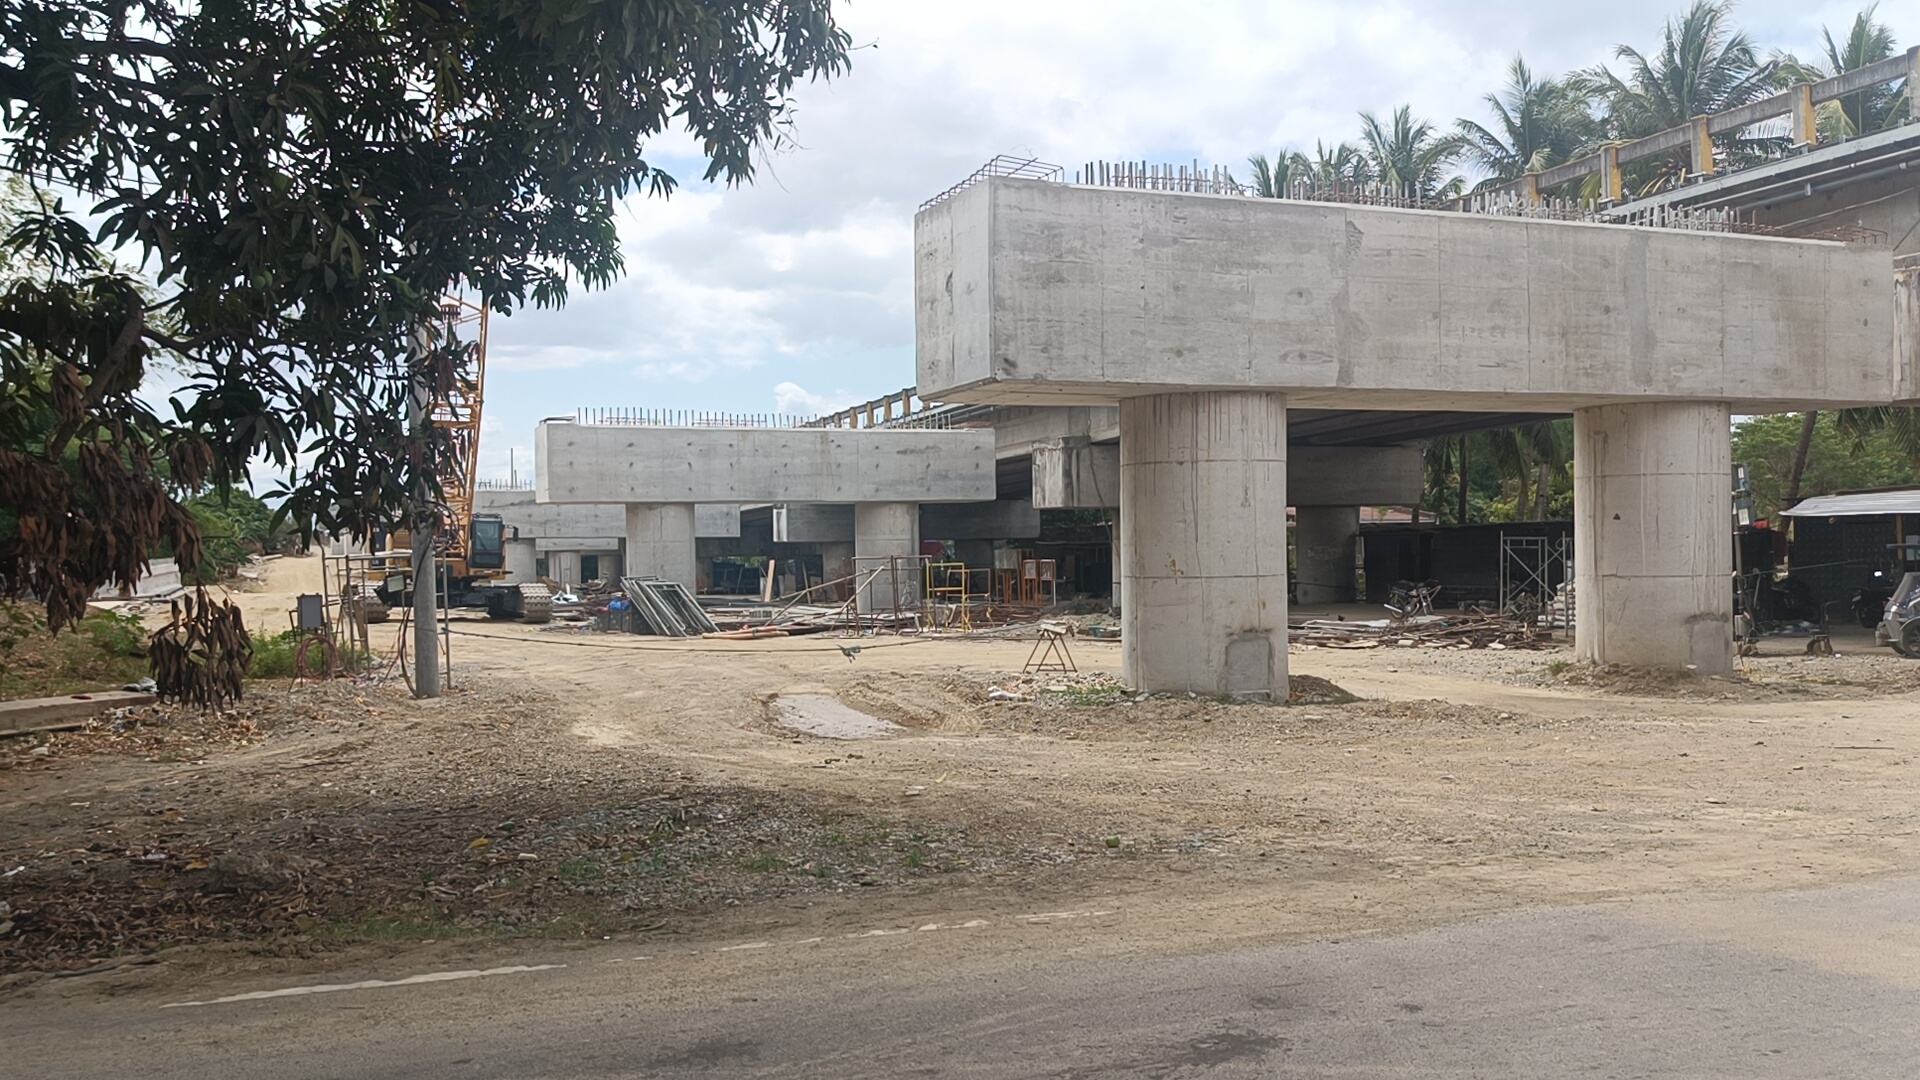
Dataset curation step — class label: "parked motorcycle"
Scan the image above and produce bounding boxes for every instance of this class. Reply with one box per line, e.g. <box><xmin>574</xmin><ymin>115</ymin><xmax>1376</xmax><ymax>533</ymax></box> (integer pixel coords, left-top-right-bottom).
<box><xmin>1853</xmin><ymin>569</ymin><xmax>1893</xmax><ymax>629</ymax></box>
<box><xmin>1385</xmin><ymin>579</ymin><xmax>1442</xmax><ymax>619</ymax></box>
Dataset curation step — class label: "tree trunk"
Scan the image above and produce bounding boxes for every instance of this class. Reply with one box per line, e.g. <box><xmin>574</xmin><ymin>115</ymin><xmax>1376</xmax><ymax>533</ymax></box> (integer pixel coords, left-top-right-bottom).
<box><xmin>1784</xmin><ymin>411</ymin><xmax>1818</xmax><ymax>507</ymax></box>
<box><xmin>1535</xmin><ymin>461</ymin><xmax>1551</xmax><ymax>520</ymax></box>
<box><xmin>1456</xmin><ymin>435</ymin><xmax>1470</xmax><ymax>525</ymax></box>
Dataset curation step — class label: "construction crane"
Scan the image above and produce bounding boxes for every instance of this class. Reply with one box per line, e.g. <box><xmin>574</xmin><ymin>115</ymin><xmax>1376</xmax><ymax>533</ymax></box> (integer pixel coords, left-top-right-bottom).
<box><xmin>383</xmin><ymin>298</ymin><xmax>551</xmax><ymax>624</ymax></box>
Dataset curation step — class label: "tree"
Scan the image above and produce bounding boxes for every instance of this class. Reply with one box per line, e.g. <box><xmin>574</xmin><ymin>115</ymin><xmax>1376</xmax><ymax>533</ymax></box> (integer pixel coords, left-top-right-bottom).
<box><xmin>1300</xmin><ymin>140</ymin><xmax>1371</xmax><ymax>195</ymax></box>
<box><xmin>1244</xmin><ymin>150</ymin><xmax>1309</xmax><ymax>198</ymax></box>
<box><xmin>1778</xmin><ymin>4</ymin><xmax>1908</xmax><ymax>140</ymax></box>
<box><xmin>1577</xmin><ymin>0</ymin><xmax>1783</xmax><ymax>189</ymax></box>
<box><xmin>1358</xmin><ymin>105</ymin><xmax>1465</xmax><ymax>202</ymax></box>
<box><xmin>1456</xmin><ymin>56</ymin><xmax>1599</xmax><ymax>189</ymax></box>
<box><xmin>0</xmin><ymin>0</ymin><xmax>851</xmax><ymax>632</ymax></box>
<box><xmin>1734</xmin><ymin>412</ymin><xmax>1916</xmax><ymax>522</ymax></box>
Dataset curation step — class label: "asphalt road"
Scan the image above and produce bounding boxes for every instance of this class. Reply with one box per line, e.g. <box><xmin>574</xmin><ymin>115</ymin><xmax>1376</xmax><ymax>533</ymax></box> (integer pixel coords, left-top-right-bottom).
<box><xmin>8</xmin><ymin>875</ymin><xmax>1919</xmax><ymax>1079</ymax></box>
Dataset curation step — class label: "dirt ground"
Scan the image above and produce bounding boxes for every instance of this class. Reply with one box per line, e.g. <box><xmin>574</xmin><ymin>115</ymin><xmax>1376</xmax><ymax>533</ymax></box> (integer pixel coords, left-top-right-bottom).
<box><xmin>5</xmin><ymin>552</ymin><xmax>1920</xmax><ymax>991</ymax></box>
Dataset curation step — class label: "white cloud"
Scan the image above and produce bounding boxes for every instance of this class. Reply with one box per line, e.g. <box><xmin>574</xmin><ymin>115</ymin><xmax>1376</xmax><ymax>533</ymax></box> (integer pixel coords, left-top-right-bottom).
<box><xmin>473</xmin><ymin>0</ymin><xmax>1920</xmax><ymax>480</ymax></box>
<box><xmin>773</xmin><ymin>381</ymin><xmax>859</xmax><ymax>417</ymax></box>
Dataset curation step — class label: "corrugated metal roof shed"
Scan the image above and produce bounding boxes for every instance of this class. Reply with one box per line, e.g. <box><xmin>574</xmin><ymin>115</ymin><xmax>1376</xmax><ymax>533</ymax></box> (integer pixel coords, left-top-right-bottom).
<box><xmin>1781</xmin><ymin>489</ymin><xmax>1920</xmax><ymax>517</ymax></box>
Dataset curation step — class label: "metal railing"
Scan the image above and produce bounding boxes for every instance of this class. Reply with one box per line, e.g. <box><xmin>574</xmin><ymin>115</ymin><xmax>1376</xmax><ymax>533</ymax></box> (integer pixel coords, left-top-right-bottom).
<box><xmin>919</xmin><ymin>155</ymin><xmax>1064</xmax><ymax>211</ymax></box>
<box><xmin>1477</xmin><ymin>45</ymin><xmax>1919</xmax><ymax>205</ymax></box>
<box><xmin>572</xmin><ymin>407</ymin><xmax>815</xmax><ymax>428</ymax></box>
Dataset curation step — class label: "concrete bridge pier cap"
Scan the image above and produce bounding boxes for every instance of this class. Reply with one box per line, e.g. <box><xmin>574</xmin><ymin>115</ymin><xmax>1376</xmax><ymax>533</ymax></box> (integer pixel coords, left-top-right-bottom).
<box><xmin>1121</xmin><ymin>392</ymin><xmax>1289</xmax><ymax>700</ymax></box>
<box><xmin>915</xmin><ymin>175</ymin><xmax>1894</xmax><ymax>694</ymax></box>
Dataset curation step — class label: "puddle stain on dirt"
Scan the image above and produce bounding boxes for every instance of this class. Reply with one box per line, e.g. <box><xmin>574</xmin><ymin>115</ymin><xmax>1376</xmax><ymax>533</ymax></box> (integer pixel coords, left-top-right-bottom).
<box><xmin>768</xmin><ymin>695</ymin><xmax>904</xmax><ymax>740</ymax></box>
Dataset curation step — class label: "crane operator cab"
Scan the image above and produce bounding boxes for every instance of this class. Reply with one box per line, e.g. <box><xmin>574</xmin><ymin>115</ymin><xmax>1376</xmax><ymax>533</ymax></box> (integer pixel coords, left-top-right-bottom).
<box><xmin>468</xmin><ymin>514</ymin><xmax>507</xmax><ymax>571</ymax></box>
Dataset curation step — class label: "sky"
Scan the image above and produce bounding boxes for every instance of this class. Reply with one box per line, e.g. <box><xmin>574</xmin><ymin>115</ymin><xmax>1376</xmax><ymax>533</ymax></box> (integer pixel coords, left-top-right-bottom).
<box><xmin>473</xmin><ymin>0</ymin><xmax>1919</xmax><ymax>484</ymax></box>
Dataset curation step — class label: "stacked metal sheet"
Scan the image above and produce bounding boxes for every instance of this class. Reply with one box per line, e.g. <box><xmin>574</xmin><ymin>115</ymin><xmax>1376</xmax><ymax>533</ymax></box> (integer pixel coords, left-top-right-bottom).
<box><xmin>618</xmin><ymin>577</ymin><xmax>721</xmax><ymax>637</ymax></box>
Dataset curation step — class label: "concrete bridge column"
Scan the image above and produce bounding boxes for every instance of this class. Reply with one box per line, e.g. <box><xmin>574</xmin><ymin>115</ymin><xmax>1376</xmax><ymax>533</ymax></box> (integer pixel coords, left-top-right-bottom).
<box><xmin>1573</xmin><ymin>402</ymin><xmax>1733</xmax><ymax>675</ymax></box>
<box><xmin>1120</xmin><ymin>391</ymin><xmax>1289</xmax><ymax>699</ymax></box>
<box><xmin>624</xmin><ymin>503</ymin><xmax>697</xmax><ymax>591</ymax></box>
<box><xmin>1294</xmin><ymin>506</ymin><xmax>1360</xmax><ymax>605</ymax></box>
<box><xmin>854</xmin><ymin>502</ymin><xmax>920</xmax><ymax>614</ymax></box>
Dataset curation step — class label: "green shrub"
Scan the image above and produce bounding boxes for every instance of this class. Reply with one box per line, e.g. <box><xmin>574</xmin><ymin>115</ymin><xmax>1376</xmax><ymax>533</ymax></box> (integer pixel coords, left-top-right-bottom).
<box><xmin>248</xmin><ymin>630</ymin><xmax>303</xmax><ymax>679</ymax></box>
<box><xmin>82</xmin><ymin>611</ymin><xmax>148</xmax><ymax>658</ymax></box>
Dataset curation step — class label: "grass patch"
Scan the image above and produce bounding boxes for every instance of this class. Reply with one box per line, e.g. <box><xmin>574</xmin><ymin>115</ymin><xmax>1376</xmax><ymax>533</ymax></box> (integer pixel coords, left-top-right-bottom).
<box><xmin>558</xmin><ymin>857</ymin><xmax>607</xmax><ymax>884</ymax></box>
<box><xmin>1545</xmin><ymin>659</ymin><xmax>1573</xmax><ymax>676</ymax></box>
<box><xmin>0</xmin><ymin>603</ymin><xmax>150</xmax><ymax>699</ymax></box>
<box><xmin>1042</xmin><ymin>686</ymin><xmax>1127</xmax><ymax>707</ymax></box>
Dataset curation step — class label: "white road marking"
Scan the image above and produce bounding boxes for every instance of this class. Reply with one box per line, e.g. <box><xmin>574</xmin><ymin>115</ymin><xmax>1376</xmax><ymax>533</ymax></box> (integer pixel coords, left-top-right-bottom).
<box><xmin>160</xmin><ymin>964</ymin><xmax>566</xmax><ymax>1008</ymax></box>
<box><xmin>692</xmin><ymin>911</ymin><xmax>1107</xmax><ymax>959</ymax></box>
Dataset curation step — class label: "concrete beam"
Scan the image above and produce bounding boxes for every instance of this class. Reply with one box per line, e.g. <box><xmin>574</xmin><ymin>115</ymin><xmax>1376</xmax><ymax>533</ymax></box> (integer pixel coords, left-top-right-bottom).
<box><xmin>774</xmin><ymin>504</ymin><xmax>855</xmax><ymax>544</ymax></box>
<box><xmin>0</xmin><ymin>690</ymin><xmax>157</xmax><ymax>735</ymax></box>
<box><xmin>1291</xmin><ymin>446</ymin><xmax>1423</xmax><ymax>506</ymax></box>
<box><xmin>1034</xmin><ymin>440</ymin><xmax>1421</xmax><ymax>508</ymax></box>
<box><xmin>920</xmin><ymin>500</ymin><xmax>1041</xmax><ymax>540</ymax></box>
<box><xmin>537</xmin><ymin>423</ymin><xmax>996</xmax><ymax>504</ymax></box>
<box><xmin>476</xmin><ymin>490</ymin><xmax>740</xmax><ymax>539</ymax></box>
<box><xmin>917</xmin><ymin>178</ymin><xmax>1895</xmax><ymax>412</ymax></box>
<box><xmin>1033</xmin><ymin>439</ymin><xmax>1121</xmax><ymax>509</ymax></box>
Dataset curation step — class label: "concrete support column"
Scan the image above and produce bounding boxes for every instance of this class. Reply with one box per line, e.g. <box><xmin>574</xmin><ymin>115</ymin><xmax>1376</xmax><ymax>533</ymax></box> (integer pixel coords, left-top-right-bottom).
<box><xmin>1294</xmin><ymin>506</ymin><xmax>1360</xmax><ymax>606</ymax></box>
<box><xmin>1573</xmin><ymin>402</ymin><xmax>1733</xmax><ymax>674</ymax></box>
<box><xmin>854</xmin><ymin>502</ymin><xmax>920</xmax><ymax>614</ymax></box>
<box><xmin>624</xmin><ymin>503</ymin><xmax>697</xmax><ymax>591</ymax></box>
<box><xmin>1120</xmin><ymin>392</ymin><xmax>1288</xmax><ymax>699</ymax></box>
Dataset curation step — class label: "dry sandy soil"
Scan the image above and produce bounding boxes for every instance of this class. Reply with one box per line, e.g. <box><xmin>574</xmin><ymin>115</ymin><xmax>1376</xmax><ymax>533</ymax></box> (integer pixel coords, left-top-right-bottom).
<box><xmin>4</xmin><ymin>553</ymin><xmax>1919</xmax><ymax>992</ymax></box>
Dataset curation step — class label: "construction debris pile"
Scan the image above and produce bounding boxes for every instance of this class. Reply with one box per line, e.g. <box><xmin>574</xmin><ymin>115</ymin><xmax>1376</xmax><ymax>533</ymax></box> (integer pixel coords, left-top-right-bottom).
<box><xmin>1291</xmin><ymin>613</ymin><xmax>1560</xmax><ymax>651</ymax></box>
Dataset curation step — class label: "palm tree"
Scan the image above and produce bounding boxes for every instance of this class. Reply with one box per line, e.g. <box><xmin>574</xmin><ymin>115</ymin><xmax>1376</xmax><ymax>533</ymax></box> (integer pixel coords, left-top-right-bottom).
<box><xmin>1456</xmin><ymin>56</ymin><xmax>1600</xmax><ymax>189</ymax></box>
<box><xmin>1358</xmin><ymin>105</ymin><xmax>1466</xmax><ymax>202</ymax></box>
<box><xmin>1577</xmin><ymin>0</ymin><xmax>1783</xmax><ymax>189</ymax></box>
<box><xmin>1298</xmin><ymin>140</ymin><xmax>1369</xmax><ymax>196</ymax></box>
<box><xmin>1779</xmin><ymin>4</ymin><xmax>1907</xmax><ymax>139</ymax></box>
<box><xmin>1422</xmin><ymin>422</ymin><xmax>1574</xmax><ymax>525</ymax></box>
<box><xmin>1244</xmin><ymin>151</ymin><xmax>1309</xmax><ymax>198</ymax></box>
<box><xmin>1836</xmin><ymin>407</ymin><xmax>1920</xmax><ymax>473</ymax></box>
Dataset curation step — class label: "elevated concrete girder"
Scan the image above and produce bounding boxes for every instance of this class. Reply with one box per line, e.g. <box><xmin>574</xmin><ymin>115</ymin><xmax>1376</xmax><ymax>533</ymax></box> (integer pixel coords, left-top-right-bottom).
<box><xmin>917</xmin><ymin>177</ymin><xmax>1897</xmax><ymax>685</ymax></box>
<box><xmin>917</xmin><ymin>179</ymin><xmax>1892</xmax><ymax>412</ymax></box>
<box><xmin>1033</xmin><ymin>440</ymin><xmax>1421</xmax><ymax>510</ymax></box>
<box><xmin>538</xmin><ymin>422</ymin><xmax>996</xmax><ymax>589</ymax></box>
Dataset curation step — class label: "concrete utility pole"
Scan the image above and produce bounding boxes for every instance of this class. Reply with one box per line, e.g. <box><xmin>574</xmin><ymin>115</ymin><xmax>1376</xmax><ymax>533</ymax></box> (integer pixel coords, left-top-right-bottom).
<box><xmin>409</xmin><ymin>331</ymin><xmax>442</xmax><ymax>699</ymax></box>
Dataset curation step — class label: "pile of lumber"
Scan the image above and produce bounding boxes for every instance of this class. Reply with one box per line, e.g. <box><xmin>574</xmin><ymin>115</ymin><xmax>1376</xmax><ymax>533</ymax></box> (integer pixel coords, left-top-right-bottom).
<box><xmin>1291</xmin><ymin>613</ymin><xmax>1558</xmax><ymax>651</ymax></box>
